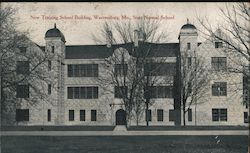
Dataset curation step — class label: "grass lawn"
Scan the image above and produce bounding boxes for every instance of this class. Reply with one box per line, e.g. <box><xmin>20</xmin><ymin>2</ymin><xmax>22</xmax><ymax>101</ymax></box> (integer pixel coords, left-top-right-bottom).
<box><xmin>1</xmin><ymin>135</ymin><xmax>247</xmax><ymax>153</ymax></box>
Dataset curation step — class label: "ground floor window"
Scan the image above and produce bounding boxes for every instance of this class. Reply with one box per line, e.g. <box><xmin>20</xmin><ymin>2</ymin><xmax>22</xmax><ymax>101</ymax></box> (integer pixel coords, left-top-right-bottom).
<box><xmin>169</xmin><ymin>109</ymin><xmax>174</xmax><ymax>122</ymax></box>
<box><xmin>157</xmin><ymin>109</ymin><xmax>163</xmax><ymax>121</ymax></box>
<box><xmin>188</xmin><ymin>108</ymin><xmax>192</xmax><ymax>122</ymax></box>
<box><xmin>69</xmin><ymin>110</ymin><xmax>74</xmax><ymax>121</ymax></box>
<box><xmin>212</xmin><ymin>108</ymin><xmax>227</xmax><ymax>121</ymax></box>
<box><xmin>80</xmin><ymin>110</ymin><xmax>85</xmax><ymax>121</ymax></box>
<box><xmin>145</xmin><ymin>109</ymin><xmax>152</xmax><ymax>122</ymax></box>
<box><xmin>91</xmin><ymin>110</ymin><xmax>97</xmax><ymax>121</ymax></box>
<box><xmin>48</xmin><ymin>109</ymin><xmax>51</xmax><ymax>122</ymax></box>
<box><xmin>244</xmin><ymin>112</ymin><xmax>249</xmax><ymax>123</ymax></box>
<box><xmin>16</xmin><ymin>109</ymin><xmax>29</xmax><ymax>121</ymax></box>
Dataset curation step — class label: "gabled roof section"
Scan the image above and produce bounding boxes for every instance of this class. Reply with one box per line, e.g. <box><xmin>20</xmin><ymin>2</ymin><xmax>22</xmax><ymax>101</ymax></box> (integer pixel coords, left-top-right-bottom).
<box><xmin>65</xmin><ymin>42</ymin><xmax>179</xmax><ymax>59</ymax></box>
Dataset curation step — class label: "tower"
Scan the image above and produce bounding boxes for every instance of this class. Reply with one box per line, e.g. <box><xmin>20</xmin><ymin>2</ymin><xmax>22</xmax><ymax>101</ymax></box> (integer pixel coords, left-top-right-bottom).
<box><xmin>45</xmin><ymin>23</ymin><xmax>66</xmax><ymax>125</ymax></box>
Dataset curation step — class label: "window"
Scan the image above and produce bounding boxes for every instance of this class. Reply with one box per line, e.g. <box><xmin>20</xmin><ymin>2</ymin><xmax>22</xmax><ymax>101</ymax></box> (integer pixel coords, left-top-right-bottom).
<box><xmin>145</xmin><ymin>86</ymin><xmax>173</xmax><ymax>98</ymax></box>
<box><xmin>67</xmin><ymin>87</ymin><xmax>98</xmax><ymax>99</ymax></box>
<box><xmin>48</xmin><ymin>84</ymin><xmax>51</xmax><ymax>95</ymax></box>
<box><xmin>144</xmin><ymin>63</ymin><xmax>175</xmax><ymax>76</ymax></box>
<box><xmin>69</xmin><ymin>110</ymin><xmax>74</xmax><ymax>121</ymax></box>
<box><xmin>169</xmin><ymin>109</ymin><xmax>174</xmax><ymax>122</ymax></box>
<box><xmin>16</xmin><ymin>109</ymin><xmax>29</xmax><ymax>121</ymax></box>
<box><xmin>212</xmin><ymin>82</ymin><xmax>227</xmax><ymax>96</ymax></box>
<box><xmin>187</xmin><ymin>42</ymin><xmax>191</xmax><ymax>50</ymax></box>
<box><xmin>19</xmin><ymin>47</ymin><xmax>27</xmax><ymax>53</ymax></box>
<box><xmin>211</xmin><ymin>57</ymin><xmax>227</xmax><ymax>71</ymax></box>
<box><xmin>91</xmin><ymin>110</ymin><xmax>97</xmax><ymax>121</ymax></box>
<box><xmin>67</xmin><ymin>64</ymin><xmax>98</xmax><ymax>77</ymax></box>
<box><xmin>80</xmin><ymin>110</ymin><xmax>85</xmax><ymax>121</ymax></box>
<box><xmin>114</xmin><ymin>86</ymin><xmax>128</xmax><ymax>98</ymax></box>
<box><xmin>215</xmin><ymin>42</ymin><xmax>223</xmax><ymax>48</ymax></box>
<box><xmin>48</xmin><ymin>109</ymin><xmax>51</xmax><ymax>122</ymax></box>
<box><xmin>114</xmin><ymin>64</ymin><xmax>128</xmax><ymax>76</ymax></box>
<box><xmin>188</xmin><ymin>108</ymin><xmax>192</xmax><ymax>122</ymax></box>
<box><xmin>51</xmin><ymin>46</ymin><xmax>55</xmax><ymax>53</ymax></box>
<box><xmin>16</xmin><ymin>85</ymin><xmax>29</xmax><ymax>98</ymax></box>
<box><xmin>16</xmin><ymin>61</ymin><xmax>29</xmax><ymax>75</ymax></box>
<box><xmin>145</xmin><ymin>109</ymin><xmax>152</xmax><ymax>122</ymax></box>
<box><xmin>48</xmin><ymin>60</ymin><xmax>51</xmax><ymax>71</ymax></box>
<box><xmin>188</xmin><ymin>57</ymin><xmax>192</xmax><ymax>67</ymax></box>
<box><xmin>243</xmin><ymin>76</ymin><xmax>249</xmax><ymax>106</ymax></box>
<box><xmin>244</xmin><ymin>112</ymin><xmax>248</xmax><ymax>123</ymax></box>
<box><xmin>212</xmin><ymin>108</ymin><xmax>227</xmax><ymax>121</ymax></box>
<box><xmin>157</xmin><ymin>109</ymin><xmax>163</xmax><ymax>121</ymax></box>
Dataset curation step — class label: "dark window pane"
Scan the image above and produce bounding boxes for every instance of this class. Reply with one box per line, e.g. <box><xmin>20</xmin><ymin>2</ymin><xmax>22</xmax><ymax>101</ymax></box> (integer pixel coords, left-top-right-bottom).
<box><xmin>212</xmin><ymin>82</ymin><xmax>227</xmax><ymax>96</ymax></box>
<box><xmin>69</xmin><ymin>110</ymin><xmax>74</xmax><ymax>121</ymax></box>
<box><xmin>51</xmin><ymin>46</ymin><xmax>55</xmax><ymax>53</ymax></box>
<box><xmin>157</xmin><ymin>109</ymin><xmax>163</xmax><ymax>121</ymax></box>
<box><xmin>19</xmin><ymin>47</ymin><xmax>27</xmax><ymax>53</ymax></box>
<box><xmin>16</xmin><ymin>61</ymin><xmax>29</xmax><ymax>75</ymax></box>
<box><xmin>91</xmin><ymin>110</ymin><xmax>97</xmax><ymax>121</ymax></box>
<box><xmin>48</xmin><ymin>109</ymin><xmax>51</xmax><ymax>122</ymax></box>
<box><xmin>48</xmin><ymin>84</ymin><xmax>51</xmax><ymax>95</ymax></box>
<box><xmin>68</xmin><ymin>65</ymin><xmax>73</xmax><ymax>77</ymax></box>
<box><xmin>215</xmin><ymin>42</ymin><xmax>223</xmax><ymax>48</ymax></box>
<box><xmin>16</xmin><ymin>109</ymin><xmax>29</xmax><ymax>121</ymax></box>
<box><xmin>211</xmin><ymin>57</ymin><xmax>227</xmax><ymax>71</ymax></box>
<box><xmin>114</xmin><ymin>86</ymin><xmax>127</xmax><ymax>98</ymax></box>
<box><xmin>48</xmin><ymin>60</ymin><xmax>51</xmax><ymax>71</ymax></box>
<box><xmin>244</xmin><ymin>112</ymin><xmax>248</xmax><ymax>123</ymax></box>
<box><xmin>188</xmin><ymin>108</ymin><xmax>192</xmax><ymax>122</ymax></box>
<box><xmin>146</xmin><ymin>109</ymin><xmax>152</xmax><ymax>122</ymax></box>
<box><xmin>93</xmin><ymin>87</ymin><xmax>98</xmax><ymax>98</ymax></box>
<box><xmin>169</xmin><ymin>109</ymin><xmax>174</xmax><ymax>122</ymax></box>
<box><xmin>220</xmin><ymin>109</ymin><xmax>227</xmax><ymax>121</ymax></box>
<box><xmin>80</xmin><ymin>87</ymin><xmax>87</xmax><ymax>99</ymax></box>
<box><xmin>80</xmin><ymin>110</ymin><xmax>85</xmax><ymax>121</ymax></box>
<box><xmin>212</xmin><ymin>109</ymin><xmax>219</xmax><ymax>121</ymax></box>
<box><xmin>68</xmin><ymin>87</ymin><xmax>74</xmax><ymax>99</ymax></box>
<box><xmin>16</xmin><ymin>85</ymin><xmax>29</xmax><ymax>98</ymax></box>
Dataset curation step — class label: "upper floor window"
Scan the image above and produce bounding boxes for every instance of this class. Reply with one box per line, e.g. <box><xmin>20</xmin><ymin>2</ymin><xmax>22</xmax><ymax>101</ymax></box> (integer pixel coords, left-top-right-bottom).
<box><xmin>215</xmin><ymin>42</ymin><xmax>223</xmax><ymax>48</ymax></box>
<box><xmin>114</xmin><ymin>86</ymin><xmax>128</xmax><ymax>98</ymax></box>
<box><xmin>212</xmin><ymin>108</ymin><xmax>227</xmax><ymax>121</ymax></box>
<box><xmin>51</xmin><ymin>46</ymin><xmax>55</xmax><ymax>53</ymax></box>
<box><xmin>145</xmin><ymin>86</ymin><xmax>173</xmax><ymax>99</ymax></box>
<box><xmin>211</xmin><ymin>57</ymin><xmax>227</xmax><ymax>71</ymax></box>
<box><xmin>68</xmin><ymin>64</ymin><xmax>98</xmax><ymax>77</ymax></box>
<box><xmin>48</xmin><ymin>60</ymin><xmax>51</xmax><ymax>71</ymax></box>
<box><xmin>67</xmin><ymin>87</ymin><xmax>98</xmax><ymax>99</ymax></box>
<box><xmin>16</xmin><ymin>84</ymin><xmax>29</xmax><ymax>98</ymax></box>
<box><xmin>243</xmin><ymin>76</ymin><xmax>249</xmax><ymax>105</ymax></box>
<box><xmin>16</xmin><ymin>61</ymin><xmax>29</xmax><ymax>75</ymax></box>
<box><xmin>144</xmin><ymin>63</ymin><xmax>175</xmax><ymax>76</ymax></box>
<box><xmin>187</xmin><ymin>42</ymin><xmax>191</xmax><ymax>50</ymax></box>
<box><xmin>114</xmin><ymin>64</ymin><xmax>128</xmax><ymax>76</ymax></box>
<box><xmin>19</xmin><ymin>47</ymin><xmax>27</xmax><ymax>54</ymax></box>
<box><xmin>212</xmin><ymin>82</ymin><xmax>227</xmax><ymax>96</ymax></box>
<box><xmin>16</xmin><ymin>109</ymin><xmax>29</xmax><ymax>121</ymax></box>
<box><xmin>48</xmin><ymin>84</ymin><xmax>52</xmax><ymax>95</ymax></box>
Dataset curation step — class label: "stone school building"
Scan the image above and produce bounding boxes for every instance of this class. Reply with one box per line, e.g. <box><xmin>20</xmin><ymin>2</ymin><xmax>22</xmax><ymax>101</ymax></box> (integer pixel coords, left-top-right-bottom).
<box><xmin>10</xmin><ymin>22</ymin><xmax>248</xmax><ymax>126</ymax></box>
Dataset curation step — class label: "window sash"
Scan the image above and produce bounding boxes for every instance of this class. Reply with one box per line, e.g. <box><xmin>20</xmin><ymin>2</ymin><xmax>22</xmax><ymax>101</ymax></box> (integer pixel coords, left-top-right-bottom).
<box><xmin>16</xmin><ymin>85</ymin><xmax>29</xmax><ymax>98</ymax></box>
<box><xmin>212</xmin><ymin>82</ymin><xmax>227</xmax><ymax>96</ymax></box>
<box><xmin>69</xmin><ymin>110</ymin><xmax>74</xmax><ymax>121</ymax></box>
<box><xmin>80</xmin><ymin>110</ymin><xmax>85</xmax><ymax>121</ymax></box>
<box><xmin>211</xmin><ymin>57</ymin><xmax>227</xmax><ymax>71</ymax></box>
<box><xmin>68</xmin><ymin>64</ymin><xmax>98</xmax><ymax>77</ymax></box>
<box><xmin>16</xmin><ymin>61</ymin><xmax>30</xmax><ymax>75</ymax></box>
<box><xmin>16</xmin><ymin>109</ymin><xmax>29</xmax><ymax>121</ymax></box>
<box><xmin>157</xmin><ymin>109</ymin><xmax>163</xmax><ymax>121</ymax></box>
<box><xmin>91</xmin><ymin>110</ymin><xmax>97</xmax><ymax>121</ymax></box>
<box><xmin>169</xmin><ymin>109</ymin><xmax>174</xmax><ymax>122</ymax></box>
<box><xmin>67</xmin><ymin>87</ymin><xmax>98</xmax><ymax>99</ymax></box>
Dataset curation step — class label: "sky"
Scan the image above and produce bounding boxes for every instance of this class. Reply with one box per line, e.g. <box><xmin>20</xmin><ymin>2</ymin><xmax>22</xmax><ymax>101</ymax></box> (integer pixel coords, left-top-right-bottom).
<box><xmin>3</xmin><ymin>2</ymin><xmax>235</xmax><ymax>46</ymax></box>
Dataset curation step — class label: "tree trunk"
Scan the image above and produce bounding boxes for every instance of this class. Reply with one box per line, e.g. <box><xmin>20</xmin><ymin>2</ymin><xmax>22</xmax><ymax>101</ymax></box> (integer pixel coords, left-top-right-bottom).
<box><xmin>183</xmin><ymin>106</ymin><xmax>186</xmax><ymax>126</ymax></box>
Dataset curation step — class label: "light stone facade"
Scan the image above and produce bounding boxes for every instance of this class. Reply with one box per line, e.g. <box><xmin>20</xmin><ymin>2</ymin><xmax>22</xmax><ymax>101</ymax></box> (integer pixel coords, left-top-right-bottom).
<box><xmin>8</xmin><ymin>22</ymin><xmax>248</xmax><ymax>126</ymax></box>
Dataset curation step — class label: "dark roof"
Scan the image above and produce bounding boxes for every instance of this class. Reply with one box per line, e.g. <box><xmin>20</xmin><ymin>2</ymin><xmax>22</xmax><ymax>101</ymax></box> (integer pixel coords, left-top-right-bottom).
<box><xmin>181</xmin><ymin>23</ymin><xmax>197</xmax><ymax>30</ymax></box>
<box><xmin>45</xmin><ymin>24</ymin><xmax>65</xmax><ymax>43</ymax></box>
<box><xmin>65</xmin><ymin>42</ymin><xmax>179</xmax><ymax>59</ymax></box>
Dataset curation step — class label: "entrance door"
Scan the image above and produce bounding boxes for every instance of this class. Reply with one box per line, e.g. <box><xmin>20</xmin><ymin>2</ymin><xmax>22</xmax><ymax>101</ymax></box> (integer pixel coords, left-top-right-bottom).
<box><xmin>116</xmin><ymin>109</ymin><xmax>126</xmax><ymax>125</ymax></box>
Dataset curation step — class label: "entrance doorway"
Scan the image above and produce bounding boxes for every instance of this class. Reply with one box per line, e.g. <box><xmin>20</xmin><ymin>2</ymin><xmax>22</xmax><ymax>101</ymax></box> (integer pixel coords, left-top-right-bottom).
<box><xmin>115</xmin><ymin>109</ymin><xmax>126</xmax><ymax>125</ymax></box>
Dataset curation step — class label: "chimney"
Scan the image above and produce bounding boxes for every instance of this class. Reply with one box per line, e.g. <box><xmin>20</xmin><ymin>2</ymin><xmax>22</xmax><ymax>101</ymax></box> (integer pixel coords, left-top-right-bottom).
<box><xmin>106</xmin><ymin>30</ymin><xmax>112</xmax><ymax>48</ymax></box>
<box><xmin>134</xmin><ymin>29</ymin><xmax>139</xmax><ymax>47</ymax></box>
<box><xmin>138</xmin><ymin>28</ymin><xmax>145</xmax><ymax>42</ymax></box>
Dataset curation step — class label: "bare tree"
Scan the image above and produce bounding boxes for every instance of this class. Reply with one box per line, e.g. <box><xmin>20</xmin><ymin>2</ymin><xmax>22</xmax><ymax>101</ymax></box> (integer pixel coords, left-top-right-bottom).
<box><xmin>0</xmin><ymin>6</ymin><xmax>54</xmax><ymax>125</ymax></box>
<box><xmin>197</xmin><ymin>2</ymin><xmax>249</xmax><ymax>106</ymax></box>
<box><xmin>197</xmin><ymin>2</ymin><xmax>250</xmax><ymax>148</ymax></box>
<box><xmin>92</xmin><ymin>19</ymin><xmax>175</xmax><ymax>126</ymax></box>
<box><xmin>180</xmin><ymin>51</ymin><xmax>210</xmax><ymax>126</ymax></box>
